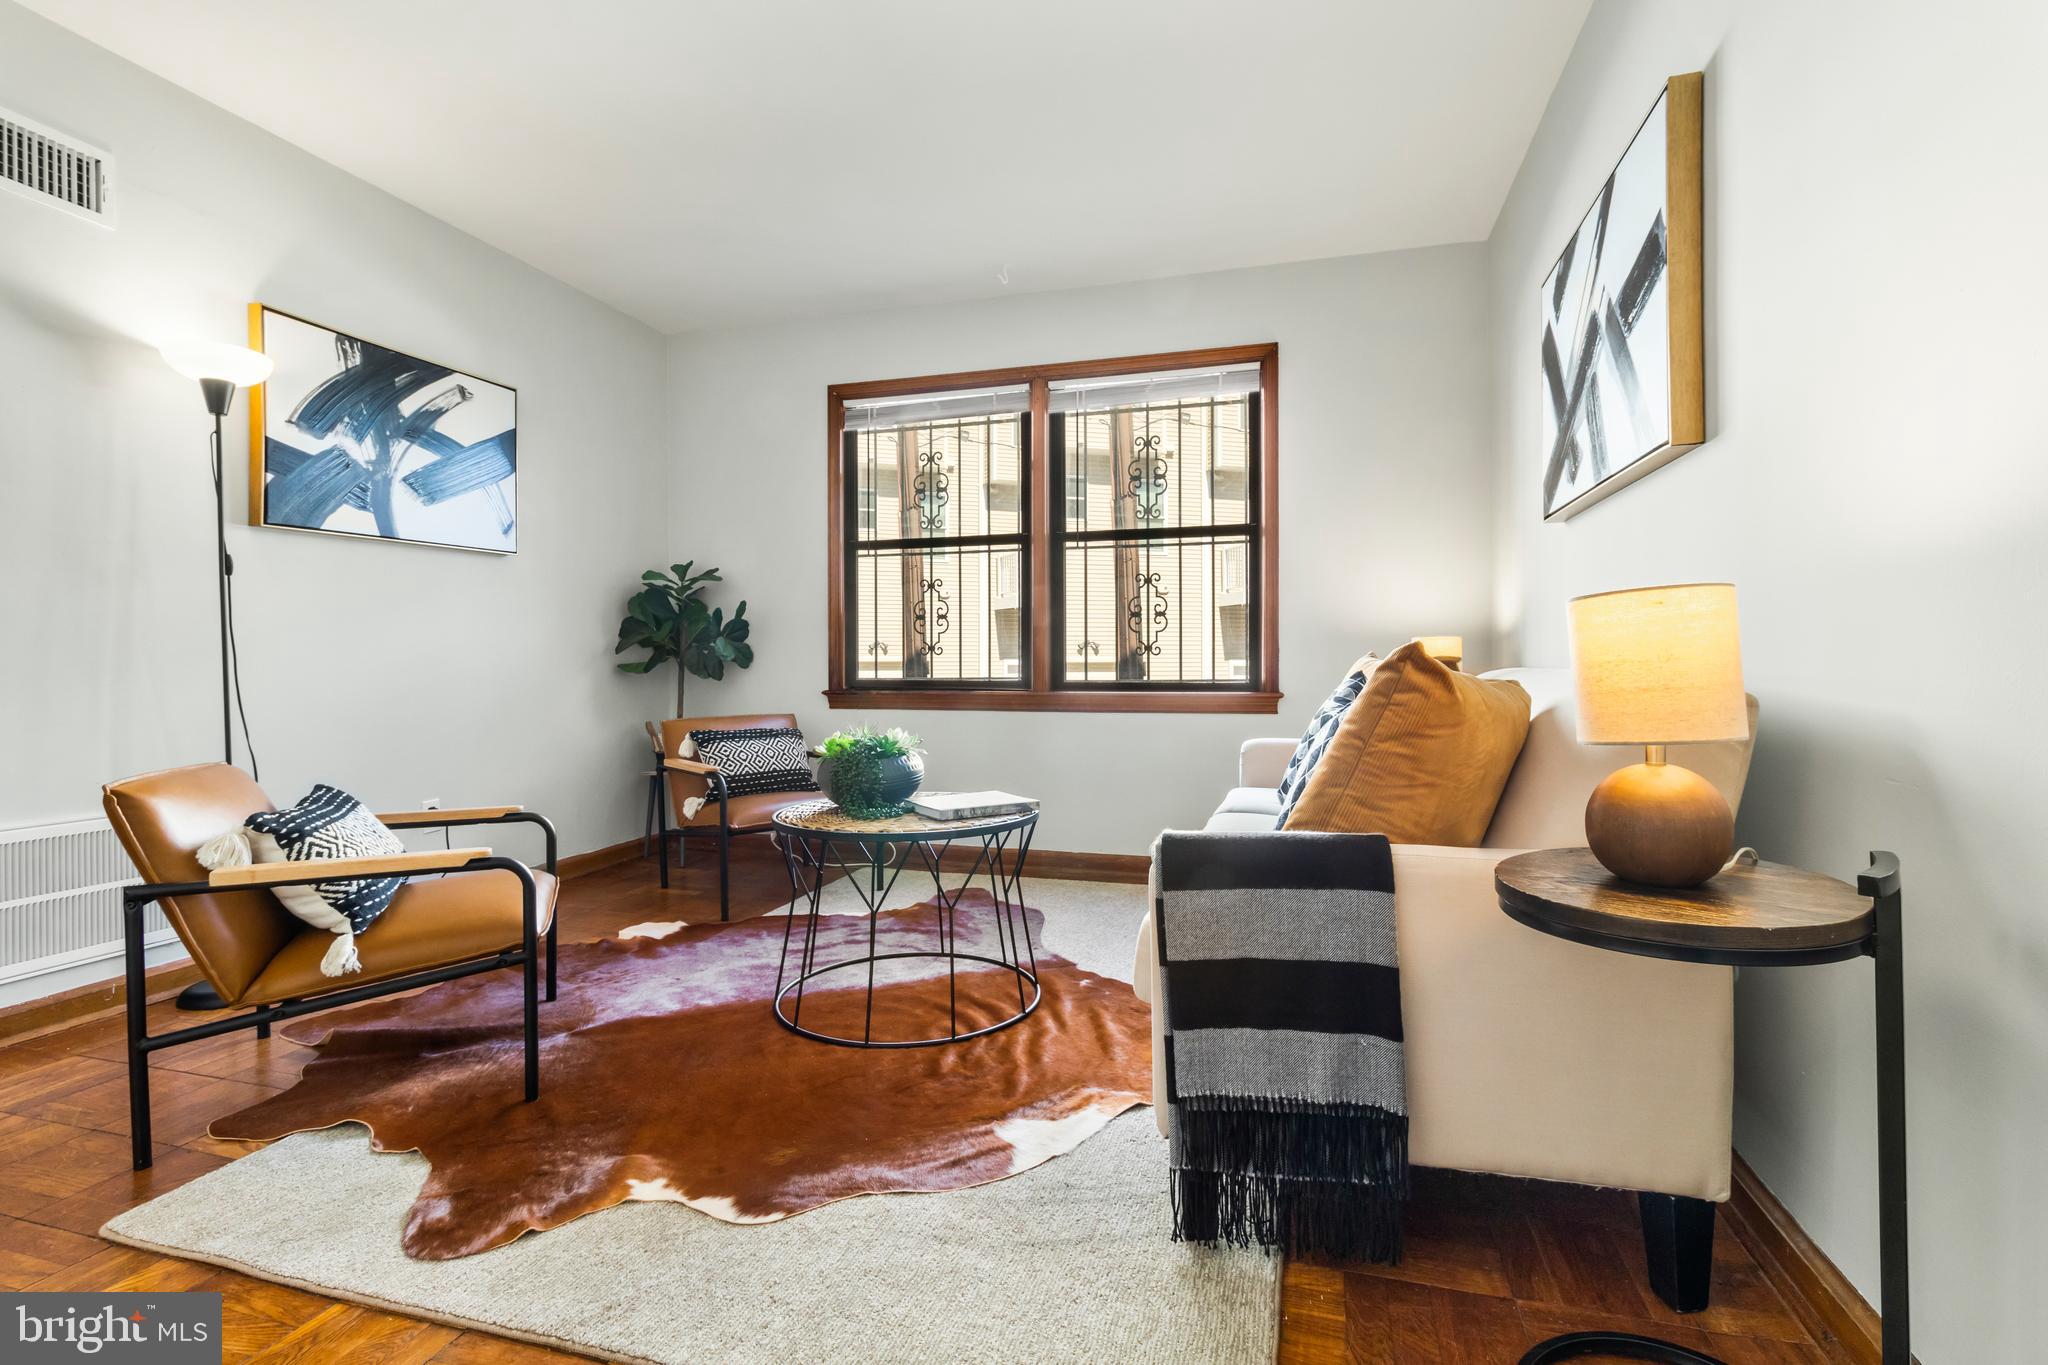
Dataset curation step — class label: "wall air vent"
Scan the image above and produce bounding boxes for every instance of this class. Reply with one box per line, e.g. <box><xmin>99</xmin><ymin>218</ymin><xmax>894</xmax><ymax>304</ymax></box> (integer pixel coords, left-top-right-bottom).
<box><xmin>1</xmin><ymin>106</ymin><xmax>113</xmax><ymax>226</ymax></box>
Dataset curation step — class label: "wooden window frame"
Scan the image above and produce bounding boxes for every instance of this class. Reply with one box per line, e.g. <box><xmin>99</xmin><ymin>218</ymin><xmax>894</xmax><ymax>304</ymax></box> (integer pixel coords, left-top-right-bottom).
<box><xmin>826</xmin><ymin>343</ymin><xmax>1280</xmax><ymax>714</ymax></box>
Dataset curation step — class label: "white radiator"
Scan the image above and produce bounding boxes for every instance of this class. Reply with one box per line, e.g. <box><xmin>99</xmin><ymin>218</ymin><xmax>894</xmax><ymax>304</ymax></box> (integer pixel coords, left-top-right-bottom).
<box><xmin>0</xmin><ymin>817</ymin><xmax>177</xmax><ymax>988</ymax></box>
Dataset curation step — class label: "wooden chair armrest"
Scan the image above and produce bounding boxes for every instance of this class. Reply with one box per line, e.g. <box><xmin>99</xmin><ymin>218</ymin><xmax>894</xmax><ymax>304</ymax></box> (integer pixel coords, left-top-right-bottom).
<box><xmin>208</xmin><ymin>848</ymin><xmax>494</xmax><ymax>888</ymax></box>
<box><xmin>663</xmin><ymin>757</ymin><xmax>723</xmax><ymax>777</ymax></box>
<box><xmin>377</xmin><ymin>805</ymin><xmax>523</xmax><ymax>826</ymax></box>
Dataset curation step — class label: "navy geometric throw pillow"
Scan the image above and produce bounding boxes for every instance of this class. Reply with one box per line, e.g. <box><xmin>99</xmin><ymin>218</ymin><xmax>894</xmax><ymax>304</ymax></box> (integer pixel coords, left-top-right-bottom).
<box><xmin>688</xmin><ymin>726</ymin><xmax>820</xmax><ymax>798</ymax></box>
<box><xmin>246</xmin><ymin>784</ymin><xmax>407</xmax><ymax>934</ymax></box>
<box><xmin>1275</xmin><ymin>659</ymin><xmax>1376</xmax><ymax>828</ymax></box>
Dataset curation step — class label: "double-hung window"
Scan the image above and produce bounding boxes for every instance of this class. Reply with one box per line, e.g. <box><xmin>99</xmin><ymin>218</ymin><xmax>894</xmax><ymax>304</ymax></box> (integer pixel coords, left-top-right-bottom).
<box><xmin>827</xmin><ymin>344</ymin><xmax>1277</xmax><ymax>712</ymax></box>
<box><xmin>840</xmin><ymin>386</ymin><xmax>1030</xmax><ymax>687</ymax></box>
<box><xmin>1049</xmin><ymin>365</ymin><xmax>1261</xmax><ymax>690</ymax></box>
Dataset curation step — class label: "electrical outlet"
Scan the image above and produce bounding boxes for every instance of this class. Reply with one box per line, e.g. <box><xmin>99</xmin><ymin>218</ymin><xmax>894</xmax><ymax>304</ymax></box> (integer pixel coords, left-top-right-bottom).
<box><xmin>421</xmin><ymin>797</ymin><xmax>441</xmax><ymax>810</ymax></box>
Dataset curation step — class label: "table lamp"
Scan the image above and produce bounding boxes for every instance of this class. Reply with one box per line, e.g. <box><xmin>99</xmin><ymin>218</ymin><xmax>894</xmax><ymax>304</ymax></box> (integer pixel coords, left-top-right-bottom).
<box><xmin>1568</xmin><ymin>583</ymin><xmax>1746</xmax><ymax>887</ymax></box>
<box><xmin>1412</xmin><ymin>636</ymin><xmax>1464</xmax><ymax>670</ymax></box>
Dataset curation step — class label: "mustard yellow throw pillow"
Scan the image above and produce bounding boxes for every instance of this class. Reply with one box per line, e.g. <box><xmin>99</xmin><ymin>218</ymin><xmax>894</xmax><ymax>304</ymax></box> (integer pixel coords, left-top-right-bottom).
<box><xmin>1282</xmin><ymin>642</ymin><xmax>1531</xmax><ymax>846</ymax></box>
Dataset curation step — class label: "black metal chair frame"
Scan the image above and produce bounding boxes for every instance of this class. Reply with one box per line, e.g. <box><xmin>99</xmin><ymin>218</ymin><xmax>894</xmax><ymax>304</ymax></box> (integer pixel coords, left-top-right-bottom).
<box><xmin>640</xmin><ymin>723</ymin><xmax>665</xmax><ymax>857</ymax></box>
<box><xmin>120</xmin><ymin>811</ymin><xmax>559</xmax><ymax>1171</ymax></box>
<box><xmin>654</xmin><ymin>763</ymin><xmax>746</xmax><ymax>921</ymax></box>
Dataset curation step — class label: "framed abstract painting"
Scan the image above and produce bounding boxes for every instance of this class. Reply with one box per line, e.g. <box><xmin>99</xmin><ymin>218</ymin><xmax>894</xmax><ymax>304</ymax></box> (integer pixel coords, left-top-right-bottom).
<box><xmin>247</xmin><ymin>304</ymin><xmax>518</xmax><ymax>553</ymax></box>
<box><xmin>1540</xmin><ymin>72</ymin><xmax>1704</xmax><ymax>522</ymax></box>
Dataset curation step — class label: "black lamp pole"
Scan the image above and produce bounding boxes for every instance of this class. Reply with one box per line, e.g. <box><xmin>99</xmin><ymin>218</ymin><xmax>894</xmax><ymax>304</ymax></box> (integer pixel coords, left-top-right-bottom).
<box><xmin>174</xmin><ymin>375</ymin><xmax>243</xmax><ymax>1013</ymax></box>
<box><xmin>203</xmin><ymin>377</ymin><xmax>234</xmax><ymax>766</ymax></box>
<box><xmin>158</xmin><ymin>340</ymin><xmax>270</xmax><ymax>1012</ymax></box>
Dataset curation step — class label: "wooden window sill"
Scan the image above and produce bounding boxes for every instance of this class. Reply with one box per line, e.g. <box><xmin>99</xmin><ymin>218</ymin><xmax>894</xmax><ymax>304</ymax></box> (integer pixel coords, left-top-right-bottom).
<box><xmin>823</xmin><ymin>688</ymin><xmax>1283</xmax><ymax>715</ymax></box>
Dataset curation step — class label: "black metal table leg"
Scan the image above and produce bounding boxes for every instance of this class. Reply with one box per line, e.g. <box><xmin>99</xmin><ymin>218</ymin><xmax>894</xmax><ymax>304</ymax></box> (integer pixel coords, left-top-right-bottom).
<box><xmin>770</xmin><ymin>811</ymin><xmax>1040</xmax><ymax>1048</ymax></box>
<box><xmin>1514</xmin><ymin>853</ymin><xmax>1908</xmax><ymax>1365</ymax></box>
<box><xmin>1865</xmin><ymin>853</ymin><xmax>1910</xmax><ymax>1365</ymax></box>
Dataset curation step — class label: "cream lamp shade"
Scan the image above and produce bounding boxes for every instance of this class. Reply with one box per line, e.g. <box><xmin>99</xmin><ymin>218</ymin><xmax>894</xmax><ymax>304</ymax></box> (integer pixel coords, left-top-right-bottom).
<box><xmin>1568</xmin><ymin>583</ymin><xmax>1746</xmax><ymax>745</ymax></box>
<box><xmin>1412</xmin><ymin>635</ymin><xmax>1464</xmax><ymax>663</ymax></box>
<box><xmin>159</xmin><ymin>340</ymin><xmax>273</xmax><ymax>387</ymax></box>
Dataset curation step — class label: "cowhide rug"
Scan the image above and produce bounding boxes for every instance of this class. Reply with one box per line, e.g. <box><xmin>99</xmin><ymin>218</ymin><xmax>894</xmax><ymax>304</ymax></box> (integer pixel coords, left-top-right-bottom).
<box><xmin>208</xmin><ymin>891</ymin><xmax>1152</xmax><ymax>1260</ymax></box>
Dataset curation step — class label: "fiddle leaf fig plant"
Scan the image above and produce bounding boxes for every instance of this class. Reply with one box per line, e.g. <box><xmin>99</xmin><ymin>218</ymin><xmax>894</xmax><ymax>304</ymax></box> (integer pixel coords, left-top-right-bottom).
<box><xmin>614</xmin><ymin>561</ymin><xmax>753</xmax><ymax>717</ymax></box>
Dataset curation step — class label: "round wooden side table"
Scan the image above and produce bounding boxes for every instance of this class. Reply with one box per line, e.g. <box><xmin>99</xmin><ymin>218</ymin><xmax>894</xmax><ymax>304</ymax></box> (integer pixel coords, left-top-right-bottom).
<box><xmin>1494</xmin><ymin>847</ymin><xmax>1909</xmax><ymax>1365</ymax></box>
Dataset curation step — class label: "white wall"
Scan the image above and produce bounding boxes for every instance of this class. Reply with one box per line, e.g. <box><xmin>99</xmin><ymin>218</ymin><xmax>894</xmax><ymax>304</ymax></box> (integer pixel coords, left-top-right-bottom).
<box><xmin>1486</xmin><ymin>2</ymin><xmax>2048</xmax><ymax>1358</ymax></box>
<box><xmin>0</xmin><ymin>1</ymin><xmax>670</xmax><ymax>981</ymax></box>
<box><xmin>667</xmin><ymin>247</ymin><xmax>1495</xmax><ymax>854</ymax></box>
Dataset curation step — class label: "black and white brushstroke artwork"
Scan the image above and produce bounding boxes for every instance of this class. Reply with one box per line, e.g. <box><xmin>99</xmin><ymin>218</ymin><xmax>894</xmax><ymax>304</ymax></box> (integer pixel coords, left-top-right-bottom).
<box><xmin>258</xmin><ymin>309</ymin><xmax>517</xmax><ymax>553</ymax></box>
<box><xmin>1541</xmin><ymin>89</ymin><xmax>1670</xmax><ymax>520</ymax></box>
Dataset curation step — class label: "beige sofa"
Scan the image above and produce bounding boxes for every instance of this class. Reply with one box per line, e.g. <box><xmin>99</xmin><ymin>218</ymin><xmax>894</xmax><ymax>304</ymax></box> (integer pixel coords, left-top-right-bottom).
<box><xmin>1133</xmin><ymin>666</ymin><xmax>1758</xmax><ymax>1206</ymax></box>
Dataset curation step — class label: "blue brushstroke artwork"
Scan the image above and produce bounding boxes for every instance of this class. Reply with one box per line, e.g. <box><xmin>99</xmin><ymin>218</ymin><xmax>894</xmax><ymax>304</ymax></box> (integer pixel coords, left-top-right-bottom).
<box><xmin>256</xmin><ymin>308</ymin><xmax>518</xmax><ymax>553</ymax></box>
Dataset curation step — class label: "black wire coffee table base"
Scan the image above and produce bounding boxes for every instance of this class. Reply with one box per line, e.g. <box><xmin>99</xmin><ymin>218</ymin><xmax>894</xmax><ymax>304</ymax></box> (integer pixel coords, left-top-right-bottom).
<box><xmin>772</xmin><ymin>802</ymin><xmax>1041</xmax><ymax>1048</ymax></box>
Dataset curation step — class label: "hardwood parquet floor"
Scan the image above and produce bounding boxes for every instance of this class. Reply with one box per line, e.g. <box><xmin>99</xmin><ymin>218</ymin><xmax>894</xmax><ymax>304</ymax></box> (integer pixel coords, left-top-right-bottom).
<box><xmin>0</xmin><ymin>840</ymin><xmax>1847</xmax><ymax>1363</ymax></box>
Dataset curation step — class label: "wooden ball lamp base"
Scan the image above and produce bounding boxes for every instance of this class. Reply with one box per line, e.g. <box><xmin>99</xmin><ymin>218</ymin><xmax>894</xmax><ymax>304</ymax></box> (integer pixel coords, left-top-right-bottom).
<box><xmin>1585</xmin><ymin>746</ymin><xmax>1733</xmax><ymax>889</ymax></box>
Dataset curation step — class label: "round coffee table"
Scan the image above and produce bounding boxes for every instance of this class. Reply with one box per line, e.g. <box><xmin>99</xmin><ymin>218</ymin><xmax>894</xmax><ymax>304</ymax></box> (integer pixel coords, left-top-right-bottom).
<box><xmin>770</xmin><ymin>799</ymin><xmax>1041</xmax><ymax>1048</ymax></box>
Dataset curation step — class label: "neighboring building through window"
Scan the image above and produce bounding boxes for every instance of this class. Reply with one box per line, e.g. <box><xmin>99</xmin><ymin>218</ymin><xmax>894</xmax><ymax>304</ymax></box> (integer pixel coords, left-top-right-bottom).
<box><xmin>843</xmin><ymin>386</ymin><xmax>1027</xmax><ymax>685</ymax></box>
<box><xmin>826</xmin><ymin>345</ymin><xmax>1277</xmax><ymax>713</ymax></box>
<box><xmin>1049</xmin><ymin>365</ymin><xmax>1259</xmax><ymax>688</ymax></box>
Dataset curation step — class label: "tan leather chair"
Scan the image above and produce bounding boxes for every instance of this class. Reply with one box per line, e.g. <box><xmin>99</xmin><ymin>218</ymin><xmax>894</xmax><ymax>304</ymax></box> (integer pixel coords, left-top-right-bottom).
<box><xmin>102</xmin><ymin>762</ymin><xmax>559</xmax><ymax>1170</ymax></box>
<box><xmin>655</xmin><ymin>713</ymin><xmax>819</xmax><ymax>921</ymax></box>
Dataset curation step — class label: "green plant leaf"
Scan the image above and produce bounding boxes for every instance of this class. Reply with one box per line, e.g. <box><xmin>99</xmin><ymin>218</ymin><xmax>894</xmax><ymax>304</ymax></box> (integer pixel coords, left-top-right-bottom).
<box><xmin>620</xmin><ymin>561</ymin><xmax>751</xmax><ymax>684</ymax></box>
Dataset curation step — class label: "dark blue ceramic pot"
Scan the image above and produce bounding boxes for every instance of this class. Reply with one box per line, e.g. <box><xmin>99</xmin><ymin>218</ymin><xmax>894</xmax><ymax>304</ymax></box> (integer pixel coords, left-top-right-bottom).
<box><xmin>818</xmin><ymin>750</ymin><xmax>925</xmax><ymax>819</ymax></box>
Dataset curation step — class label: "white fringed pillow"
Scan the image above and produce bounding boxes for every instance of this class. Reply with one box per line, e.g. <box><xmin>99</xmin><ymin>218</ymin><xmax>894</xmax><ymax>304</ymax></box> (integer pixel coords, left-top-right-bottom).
<box><xmin>195</xmin><ymin>784</ymin><xmax>404</xmax><ymax>978</ymax></box>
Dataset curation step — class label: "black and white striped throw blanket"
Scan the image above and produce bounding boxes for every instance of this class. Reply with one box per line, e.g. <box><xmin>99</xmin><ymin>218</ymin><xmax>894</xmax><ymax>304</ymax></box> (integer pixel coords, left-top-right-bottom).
<box><xmin>1152</xmin><ymin>829</ymin><xmax>1407</xmax><ymax>1263</ymax></box>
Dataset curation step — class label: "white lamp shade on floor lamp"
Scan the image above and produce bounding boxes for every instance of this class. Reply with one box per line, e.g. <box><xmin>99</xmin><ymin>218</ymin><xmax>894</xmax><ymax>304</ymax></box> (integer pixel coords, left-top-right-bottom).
<box><xmin>158</xmin><ymin>340</ymin><xmax>273</xmax><ymax>386</ymax></box>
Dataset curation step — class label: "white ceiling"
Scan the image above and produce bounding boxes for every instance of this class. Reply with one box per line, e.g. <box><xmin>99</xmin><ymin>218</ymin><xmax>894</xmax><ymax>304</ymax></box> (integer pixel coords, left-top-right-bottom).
<box><xmin>24</xmin><ymin>0</ymin><xmax>1591</xmax><ymax>334</ymax></box>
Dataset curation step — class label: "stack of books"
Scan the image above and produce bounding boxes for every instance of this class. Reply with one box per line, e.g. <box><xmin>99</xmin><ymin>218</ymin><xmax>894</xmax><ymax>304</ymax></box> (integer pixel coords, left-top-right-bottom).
<box><xmin>907</xmin><ymin>791</ymin><xmax>1039</xmax><ymax>821</ymax></box>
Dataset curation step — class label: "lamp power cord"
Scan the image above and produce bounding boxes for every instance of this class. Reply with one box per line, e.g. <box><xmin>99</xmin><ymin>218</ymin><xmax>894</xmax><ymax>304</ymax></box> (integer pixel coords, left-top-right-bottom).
<box><xmin>211</xmin><ymin>422</ymin><xmax>260</xmax><ymax>782</ymax></box>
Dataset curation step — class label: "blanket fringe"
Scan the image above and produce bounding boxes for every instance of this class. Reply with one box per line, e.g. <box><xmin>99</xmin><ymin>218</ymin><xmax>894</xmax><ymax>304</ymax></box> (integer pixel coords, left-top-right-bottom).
<box><xmin>1169</xmin><ymin>1096</ymin><xmax>1407</xmax><ymax>1264</ymax></box>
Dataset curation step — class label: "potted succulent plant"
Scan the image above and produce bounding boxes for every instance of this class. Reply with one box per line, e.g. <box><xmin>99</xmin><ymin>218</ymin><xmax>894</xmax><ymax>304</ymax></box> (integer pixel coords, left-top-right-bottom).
<box><xmin>813</xmin><ymin>727</ymin><xmax>925</xmax><ymax>819</ymax></box>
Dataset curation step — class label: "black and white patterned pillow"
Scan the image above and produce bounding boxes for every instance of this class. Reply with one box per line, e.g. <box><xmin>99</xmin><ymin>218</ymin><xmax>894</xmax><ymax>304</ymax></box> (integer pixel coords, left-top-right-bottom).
<box><xmin>689</xmin><ymin>727</ymin><xmax>820</xmax><ymax>798</ymax></box>
<box><xmin>1275</xmin><ymin>657</ymin><xmax>1377</xmax><ymax>809</ymax></box>
<box><xmin>246</xmin><ymin>784</ymin><xmax>407</xmax><ymax>936</ymax></box>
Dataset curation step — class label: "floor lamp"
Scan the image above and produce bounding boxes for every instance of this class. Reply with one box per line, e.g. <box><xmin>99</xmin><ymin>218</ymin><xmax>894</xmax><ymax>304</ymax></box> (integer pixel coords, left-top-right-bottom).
<box><xmin>159</xmin><ymin>340</ymin><xmax>273</xmax><ymax>1012</ymax></box>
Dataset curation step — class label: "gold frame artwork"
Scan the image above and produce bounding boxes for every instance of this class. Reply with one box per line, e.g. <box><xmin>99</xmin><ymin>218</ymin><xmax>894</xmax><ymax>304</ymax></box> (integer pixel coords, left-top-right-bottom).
<box><xmin>246</xmin><ymin>302</ymin><xmax>519</xmax><ymax>554</ymax></box>
<box><xmin>1540</xmin><ymin>72</ymin><xmax>1704</xmax><ymax>522</ymax></box>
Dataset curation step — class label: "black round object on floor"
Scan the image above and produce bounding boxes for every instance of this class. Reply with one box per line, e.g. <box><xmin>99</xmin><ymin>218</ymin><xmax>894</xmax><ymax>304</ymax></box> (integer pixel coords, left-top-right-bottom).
<box><xmin>174</xmin><ymin>980</ymin><xmax>227</xmax><ymax>1011</ymax></box>
<box><xmin>1518</xmin><ymin>1331</ymin><xmax>1725</xmax><ymax>1365</ymax></box>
